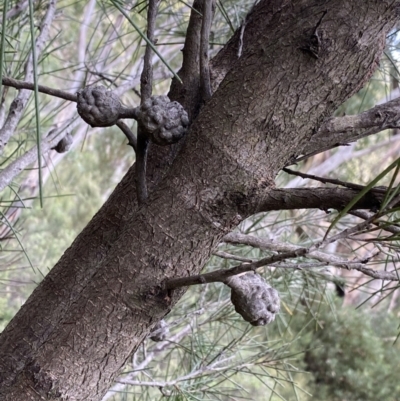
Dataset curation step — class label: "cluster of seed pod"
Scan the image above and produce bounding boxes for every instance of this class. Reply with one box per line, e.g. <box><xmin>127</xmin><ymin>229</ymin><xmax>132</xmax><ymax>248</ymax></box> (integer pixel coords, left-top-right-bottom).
<box><xmin>76</xmin><ymin>87</ymin><xmax>189</xmax><ymax>147</ymax></box>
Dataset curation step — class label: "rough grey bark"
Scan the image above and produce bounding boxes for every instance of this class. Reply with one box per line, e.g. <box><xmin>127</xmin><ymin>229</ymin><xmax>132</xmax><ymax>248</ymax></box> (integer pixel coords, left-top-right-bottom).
<box><xmin>0</xmin><ymin>1</ymin><xmax>399</xmax><ymax>400</ymax></box>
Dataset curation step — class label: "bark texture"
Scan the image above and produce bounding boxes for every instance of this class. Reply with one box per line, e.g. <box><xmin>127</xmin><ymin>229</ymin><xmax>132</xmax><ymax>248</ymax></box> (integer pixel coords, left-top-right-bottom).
<box><xmin>0</xmin><ymin>1</ymin><xmax>399</xmax><ymax>400</ymax></box>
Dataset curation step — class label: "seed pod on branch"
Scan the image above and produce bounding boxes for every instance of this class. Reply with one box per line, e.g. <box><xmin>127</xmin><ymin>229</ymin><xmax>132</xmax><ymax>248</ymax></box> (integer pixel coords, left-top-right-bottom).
<box><xmin>138</xmin><ymin>95</ymin><xmax>189</xmax><ymax>146</ymax></box>
<box><xmin>77</xmin><ymin>86</ymin><xmax>129</xmax><ymax>127</ymax></box>
<box><xmin>225</xmin><ymin>273</ymin><xmax>280</xmax><ymax>326</ymax></box>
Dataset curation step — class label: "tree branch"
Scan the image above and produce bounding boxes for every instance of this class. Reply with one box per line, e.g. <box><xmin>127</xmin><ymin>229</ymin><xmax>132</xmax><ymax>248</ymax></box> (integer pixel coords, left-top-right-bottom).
<box><xmin>74</xmin><ymin>0</ymin><xmax>96</xmax><ymax>90</ymax></box>
<box><xmin>165</xmin><ymin>223</ymin><xmax>400</xmax><ymax>289</ymax></box>
<box><xmin>116</xmin><ymin>120</ymin><xmax>137</xmax><ymax>151</ymax></box>
<box><xmin>282</xmin><ymin>167</ymin><xmax>377</xmax><ymax>191</ymax></box>
<box><xmin>3</xmin><ymin>0</ymin><xmax>28</xmax><ymax>20</ymax></box>
<box><xmin>1</xmin><ymin>77</ymin><xmax>78</xmax><ymax>102</ymax></box>
<box><xmin>3</xmin><ymin>2</ymin><xmax>399</xmax><ymax>397</ymax></box>
<box><xmin>136</xmin><ymin>0</ymin><xmax>160</xmax><ymax>205</ymax></box>
<box><xmin>165</xmin><ymin>248</ymin><xmax>309</xmax><ymax>289</ymax></box>
<box><xmin>199</xmin><ymin>0</ymin><xmax>214</xmax><ymax>102</ymax></box>
<box><xmin>102</xmin><ymin>322</ymin><xmax>196</xmax><ymax>400</ymax></box>
<box><xmin>350</xmin><ymin>210</ymin><xmax>400</xmax><ymax>235</ymax></box>
<box><xmin>168</xmin><ymin>0</ymin><xmax>203</xmax><ymax>121</ymax></box>
<box><xmin>222</xmin><ymin>233</ymin><xmax>400</xmax><ymax>281</ymax></box>
<box><xmin>140</xmin><ymin>0</ymin><xmax>159</xmax><ymax>102</ymax></box>
<box><xmin>0</xmin><ymin>0</ymin><xmax>57</xmax><ymax>153</ymax></box>
<box><xmin>255</xmin><ymin>187</ymin><xmax>392</xmax><ymax>213</ymax></box>
<box><xmin>296</xmin><ymin>96</ymin><xmax>400</xmax><ymax>163</ymax></box>
<box><xmin>0</xmin><ymin>121</ymin><xmax>76</xmax><ymax>192</ymax></box>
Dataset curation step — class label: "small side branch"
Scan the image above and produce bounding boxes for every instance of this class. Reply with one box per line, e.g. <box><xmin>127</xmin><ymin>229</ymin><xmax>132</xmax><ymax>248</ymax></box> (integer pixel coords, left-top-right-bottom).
<box><xmin>254</xmin><ymin>187</ymin><xmax>391</xmax><ymax>213</ymax></box>
<box><xmin>199</xmin><ymin>0</ymin><xmax>214</xmax><ymax>102</ymax></box>
<box><xmin>296</xmin><ymin>97</ymin><xmax>400</xmax><ymax>163</ymax></box>
<box><xmin>222</xmin><ymin>232</ymin><xmax>400</xmax><ymax>282</ymax></box>
<box><xmin>165</xmin><ymin>218</ymin><xmax>400</xmax><ymax>290</ymax></box>
<box><xmin>0</xmin><ymin>122</ymin><xmax>77</xmax><ymax>193</ymax></box>
<box><xmin>350</xmin><ymin>210</ymin><xmax>400</xmax><ymax>235</ymax></box>
<box><xmin>282</xmin><ymin>167</ymin><xmax>386</xmax><ymax>192</ymax></box>
<box><xmin>136</xmin><ymin>0</ymin><xmax>160</xmax><ymax>205</ymax></box>
<box><xmin>116</xmin><ymin>120</ymin><xmax>137</xmax><ymax>151</ymax></box>
<box><xmin>164</xmin><ymin>248</ymin><xmax>308</xmax><ymax>289</ymax></box>
<box><xmin>1</xmin><ymin>76</ymin><xmax>78</xmax><ymax>102</ymax></box>
<box><xmin>140</xmin><ymin>0</ymin><xmax>160</xmax><ymax>101</ymax></box>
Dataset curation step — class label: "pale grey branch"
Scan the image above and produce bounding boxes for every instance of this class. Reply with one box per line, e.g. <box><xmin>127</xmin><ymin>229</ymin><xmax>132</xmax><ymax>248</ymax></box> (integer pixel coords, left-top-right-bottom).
<box><xmin>4</xmin><ymin>0</ymin><xmax>29</xmax><ymax>20</ymax></box>
<box><xmin>223</xmin><ymin>232</ymin><xmax>399</xmax><ymax>281</ymax></box>
<box><xmin>298</xmin><ymin>97</ymin><xmax>400</xmax><ymax>163</ymax></box>
<box><xmin>0</xmin><ymin>121</ymin><xmax>77</xmax><ymax>192</ymax></box>
<box><xmin>0</xmin><ymin>0</ymin><xmax>57</xmax><ymax>154</ymax></box>
<box><xmin>1</xmin><ymin>77</ymin><xmax>77</xmax><ymax>102</ymax></box>
<box><xmin>213</xmin><ymin>250</ymin><xmax>254</xmax><ymax>263</ymax></box>
<box><xmin>350</xmin><ymin>210</ymin><xmax>400</xmax><ymax>234</ymax></box>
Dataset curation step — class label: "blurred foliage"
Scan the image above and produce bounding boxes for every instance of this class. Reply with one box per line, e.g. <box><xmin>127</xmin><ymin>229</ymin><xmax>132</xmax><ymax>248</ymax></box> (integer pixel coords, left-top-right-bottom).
<box><xmin>300</xmin><ymin>305</ymin><xmax>400</xmax><ymax>401</ymax></box>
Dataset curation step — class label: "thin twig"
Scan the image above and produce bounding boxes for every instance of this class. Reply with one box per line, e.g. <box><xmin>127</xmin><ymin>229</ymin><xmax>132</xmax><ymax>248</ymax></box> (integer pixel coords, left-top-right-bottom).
<box><xmin>116</xmin><ymin>120</ymin><xmax>137</xmax><ymax>151</ymax></box>
<box><xmin>283</xmin><ymin>167</ymin><xmax>387</xmax><ymax>193</ymax></box>
<box><xmin>223</xmin><ymin>231</ymin><xmax>399</xmax><ymax>282</ymax></box>
<box><xmin>115</xmin><ymin>354</ymin><xmax>259</xmax><ymax>391</ymax></box>
<box><xmin>165</xmin><ymin>215</ymin><xmax>400</xmax><ymax>290</ymax></box>
<box><xmin>350</xmin><ymin>210</ymin><xmax>400</xmax><ymax>234</ymax></box>
<box><xmin>136</xmin><ymin>0</ymin><xmax>160</xmax><ymax>205</ymax></box>
<box><xmin>200</xmin><ymin>0</ymin><xmax>214</xmax><ymax>101</ymax></box>
<box><xmin>1</xmin><ymin>77</ymin><xmax>77</xmax><ymax>102</ymax></box>
<box><xmin>140</xmin><ymin>0</ymin><xmax>160</xmax><ymax>101</ymax></box>
<box><xmin>102</xmin><ymin>317</ymin><xmax>201</xmax><ymax>400</ymax></box>
<box><xmin>164</xmin><ymin>248</ymin><xmax>308</xmax><ymax>289</ymax></box>
<box><xmin>0</xmin><ymin>121</ymin><xmax>77</xmax><ymax>193</ymax></box>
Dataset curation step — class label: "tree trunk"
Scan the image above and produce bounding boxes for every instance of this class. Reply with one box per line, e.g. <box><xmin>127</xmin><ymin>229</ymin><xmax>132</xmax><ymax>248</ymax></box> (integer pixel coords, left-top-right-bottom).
<box><xmin>0</xmin><ymin>0</ymin><xmax>398</xmax><ymax>399</ymax></box>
